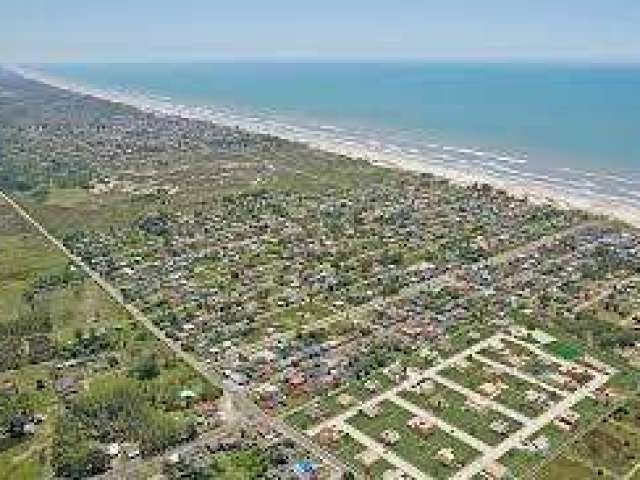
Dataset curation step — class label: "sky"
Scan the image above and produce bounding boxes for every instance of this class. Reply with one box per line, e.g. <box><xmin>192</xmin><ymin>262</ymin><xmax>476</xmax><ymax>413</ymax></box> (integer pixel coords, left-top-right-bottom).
<box><xmin>2</xmin><ymin>0</ymin><xmax>640</xmax><ymax>63</ymax></box>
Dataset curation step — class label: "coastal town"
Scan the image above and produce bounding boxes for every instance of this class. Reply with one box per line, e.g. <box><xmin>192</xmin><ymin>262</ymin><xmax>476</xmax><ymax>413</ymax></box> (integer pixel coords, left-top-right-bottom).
<box><xmin>1</xmin><ymin>68</ymin><xmax>640</xmax><ymax>480</ymax></box>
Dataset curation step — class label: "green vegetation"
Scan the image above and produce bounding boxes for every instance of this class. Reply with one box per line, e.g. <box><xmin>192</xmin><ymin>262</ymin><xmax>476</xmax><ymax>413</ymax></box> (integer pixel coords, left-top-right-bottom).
<box><xmin>349</xmin><ymin>400</ymin><xmax>478</xmax><ymax>479</ymax></box>
<box><xmin>400</xmin><ymin>385</ymin><xmax>520</xmax><ymax>446</ymax></box>
<box><xmin>164</xmin><ymin>448</ymin><xmax>269</xmax><ymax>480</ymax></box>
<box><xmin>548</xmin><ymin>341</ymin><xmax>583</xmax><ymax>361</ymax></box>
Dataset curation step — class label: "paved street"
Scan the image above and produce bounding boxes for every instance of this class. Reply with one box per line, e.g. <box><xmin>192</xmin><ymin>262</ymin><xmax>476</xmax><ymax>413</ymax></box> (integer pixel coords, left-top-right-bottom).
<box><xmin>307</xmin><ymin>335</ymin><xmax>499</xmax><ymax>437</ymax></box>
<box><xmin>472</xmin><ymin>353</ymin><xmax>569</xmax><ymax>397</ymax></box>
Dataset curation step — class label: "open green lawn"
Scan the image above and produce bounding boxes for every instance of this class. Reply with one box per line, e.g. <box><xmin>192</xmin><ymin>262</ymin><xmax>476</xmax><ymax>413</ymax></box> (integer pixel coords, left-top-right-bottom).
<box><xmin>274</xmin><ymin>300</ymin><xmax>335</xmax><ymax>332</ymax></box>
<box><xmin>572</xmin><ymin>397</ymin><xmax>612</xmax><ymax>429</ymax></box>
<box><xmin>348</xmin><ymin>400</ymin><xmax>478</xmax><ymax>479</ymax></box>
<box><xmin>47</xmin><ymin>282</ymin><xmax>135</xmax><ymax>342</ymax></box>
<box><xmin>331</xmin><ymin>433</ymin><xmax>366</xmax><ymax>470</ymax></box>
<box><xmin>0</xmin><ymin>234</ymin><xmax>67</xmax><ymax>318</ymax></box>
<box><xmin>0</xmin><ymin>450</ymin><xmax>47</xmax><ymax>480</ymax></box>
<box><xmin>43</xmin><ymin>188</ymin><xmax>92</xmax><ymax>209</ymax></box>
<box><xmin>571</xmin><ymin>420</ymin><xmax>640</xmax><ymax>476</ymax></box>
<box><xmin>368</xmin><ymin>458</ymin><xmax>396</xmax><ymax>479</ymax></box>
<box><xmin>501</xmin><ymin>423</ymin><xmax>578</xmax><ymax>477</ymax></box>
<box><xmin>439</xmin><ymin>358</ymin><xmax>491</xmax><ymax>391</ymax></box>
<box><xmin>547</xmin><ymin>341</ymin><xmax>583</xmax><ymax>361</ymax></box>
<box><xmin>399</xmin><ymin>384</ymin><xmax>520</xmax><ymax>446</ymax></box>
<box><xmin>538</xmin><ymin>455</ymin><xmax>600</xmax><ymax>480</ymax></box>
<box><xmin>495</xmin><ymin>374</ymin><xmax>560</xmax><ymax>418</ymax></box>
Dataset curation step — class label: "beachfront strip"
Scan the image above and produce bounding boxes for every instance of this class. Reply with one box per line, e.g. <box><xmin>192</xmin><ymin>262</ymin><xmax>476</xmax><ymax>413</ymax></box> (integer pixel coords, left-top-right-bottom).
<box><xmin>300</xmin><ymin>329</ymin><xmax>617</xmax><ymax>480</ymax></box>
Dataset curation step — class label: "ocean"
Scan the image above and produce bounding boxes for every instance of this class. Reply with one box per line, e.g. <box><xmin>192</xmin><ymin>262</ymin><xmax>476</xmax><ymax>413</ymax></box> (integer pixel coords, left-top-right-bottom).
<box><xmin>26</xmin><ymin>62</ymin><xmax>640</xmax><ymax>223</ymax></box>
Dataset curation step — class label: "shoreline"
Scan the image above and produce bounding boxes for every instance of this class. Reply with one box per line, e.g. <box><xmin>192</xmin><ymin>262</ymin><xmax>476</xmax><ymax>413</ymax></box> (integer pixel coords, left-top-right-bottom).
<box><xmin>8</xmin><ymin>65</ymin><xmax>640</xmax><ymax>228</ymax></box>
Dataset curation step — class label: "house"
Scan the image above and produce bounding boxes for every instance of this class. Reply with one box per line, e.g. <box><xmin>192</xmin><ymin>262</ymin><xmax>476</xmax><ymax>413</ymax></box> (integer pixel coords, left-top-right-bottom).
<box><xmin>362</xmin><ymin>404</ymin><xmax>380</xmax><ymax>418</ymax></box>
<box><xmin>509</xmin><ymin>326</ymin><xmax>529</xmax><ymax>338</ymax></box>
<box><xmin>337</xmin><ymin>393</ymin><xmax>356</xmax><ymax>407</ymax></box>
<box><xmin>7</xmin><ymin>414</ymin><xmax>36</xmax><ymax>438</ymax></box>
<box><xmin>405</xmin><ymin>367</ymin><xmax>423</xmax><ymax>382</ymax></box>
<box><xmin>531</xmin><ymin>329</ymin><xmax>556</xmax><ymax>345</ymax></box>
<box><xmin>293</xmin><ymin>460</ymin><xmax>318</xmax><ymax>479</ymax></box>
<box><xmin>435</xmin><ymin>447</ymin><xmax>456</xmax><ymax>466</ymax></box>
<box><xmin>380</xmin><ymin>429</ymin><xmax>401</xmax><ymax>446</ymax></box>
<box><xmin>489</xmin><ymin>419</ymin><xmax>510</xmax><ymax>435</ymax></box>
<box><xmin>356</xmin><ymin>448</ymin><xmax>381</xmax><ymax>468</ymax></box>
<box><xmin>523</xmin><ymin>435</ymin><xmax>550</xmax><ymax>454</ymax></box>
<box><xmin>382</xmin><ymin>469</ymin><xmax>411</xmax><ymax>480</ymax></box>
<box><xmin>382</xmin><ymin>362</ymin><xmax>403</xmax><ymax>382</ymax></box>
<box><xmin>428</xmin><ymin>394</ymin><xmax>449</xmax><ymax>410</ymax></box>
<box><xmin>317</xmin><ymin>427</ymin><xmax>341</xmax><ymax>446</ymax></box>
<box><xmin>554</xmin><ymin>410</ymin><xmax>580</xmax><ymax>431</ymax></box>
<box><xmin>479</xmin><ymin>381</ymin><xmax>503</xmax><ymax>398</ymax></box>
<box><xmin>483</xmin><ymin>461</ymin><xmax>508</xmax><ymax>479</ymax></box>
<box><xmin>288</xmin><ymin>372</ymin><xmax>306</xmax><ymax>393</ymax></box>
<box><xmin>455</xmin><ymin>357</ymin><xmax>471</xmax><ymax>370</ymax></box>
<box><xmin>465</xmin><ymin>395</ymin><xmax>490</xmax><ymax>413</ymax></box>
<box><xmin>364</xmin><ymin>379</ymin><xmax>380</xmax><ymax>393</ymax></box>
<box><xmin>105</xmin><ymin>442</ymin><xmax>121</xmax><ymax>457</ymax></box>
<box><xmin>407</xmin><ymin>415</ymin><xmax>436</xmax><ymax>436</ymax></box>
<box><xmin>524</xmin><ymin>389</ymin><xmax>547</xmax><ymax>404</ymax></box>
<box><xmin>417</xmin><ymin>380</ymin><xmax>435</xmax><ymax>395</ymax></box>
<box><xmin>54</xmin><ymin>375</ymin><xmax>80</xmax><ymax>397</ymax></box>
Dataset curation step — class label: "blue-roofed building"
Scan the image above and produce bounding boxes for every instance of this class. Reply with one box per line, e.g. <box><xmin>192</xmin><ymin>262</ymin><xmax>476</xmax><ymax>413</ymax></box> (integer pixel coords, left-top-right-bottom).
<box><xmin>293</xmin><ymin>460</ymin><xmax>318</xmax><ymax>479</ymax></box>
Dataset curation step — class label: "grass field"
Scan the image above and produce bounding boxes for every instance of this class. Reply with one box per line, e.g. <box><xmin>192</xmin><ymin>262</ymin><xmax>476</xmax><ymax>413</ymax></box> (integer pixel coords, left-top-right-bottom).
<box><xmin>0</xmin><ymin>234</ymin><xmax>67</xmax><ymax>319</ymax></box>
<box><xmin>547</xmin><ymin>341</ymin><xmax>583</xmax><ymax>361</ymax></box>
<box><xmin>43</xmin><ymin>188</ymin><xmax>92</xmax><ymax>209</ymax></box>
<box><xmin>538</xmin><ymin>455</ymin><xmax>604</xmax><ymax>480</ymax></box>
<box><xmin>348</xmin><ymin>400</ymin><xmax>478</xmax><ymax>479</ymax></box>
<box><xmin>399</xmin><ymin>384</ymin><xmax>520</xmax><ymax>446</ymax></box>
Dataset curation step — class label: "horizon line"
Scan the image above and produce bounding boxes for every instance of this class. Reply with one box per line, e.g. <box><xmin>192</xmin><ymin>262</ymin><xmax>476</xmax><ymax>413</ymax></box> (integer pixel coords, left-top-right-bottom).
<box><xmin>4</xmin><ymin>59</ymin><xmax>640</xmax><ymax>69</ymax></box>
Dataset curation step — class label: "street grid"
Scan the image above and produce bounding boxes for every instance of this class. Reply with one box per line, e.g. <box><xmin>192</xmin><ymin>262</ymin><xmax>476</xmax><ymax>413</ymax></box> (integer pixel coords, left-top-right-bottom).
<box><xmin>304</xmin><ymin>331</ymin><xmax>616</xmax><ymax>480</ymax></box>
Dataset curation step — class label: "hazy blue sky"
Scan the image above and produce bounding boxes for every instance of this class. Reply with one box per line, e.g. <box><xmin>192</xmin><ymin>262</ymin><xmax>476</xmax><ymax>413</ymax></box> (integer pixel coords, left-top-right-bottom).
<box><xmin>2</xmin><ymin>0</ymin><xmax>639</xmax><ymax>63</ymax></box>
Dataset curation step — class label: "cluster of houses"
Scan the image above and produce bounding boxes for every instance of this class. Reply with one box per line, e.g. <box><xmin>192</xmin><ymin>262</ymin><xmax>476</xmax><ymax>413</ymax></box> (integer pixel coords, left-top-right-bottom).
<box><xmin>1</xmin><ymin>74</ymin><xmax>287</xmax><ymax>192</ymax></box>
<box><xmin>61</xmin><ymin>212</ymin><xmax>640</xmax><ymax>414</ymax></box>
<box><xmin>162</xmin><ymin>432</ymin><xmax>322</xmax><ymax>480</ymax></box>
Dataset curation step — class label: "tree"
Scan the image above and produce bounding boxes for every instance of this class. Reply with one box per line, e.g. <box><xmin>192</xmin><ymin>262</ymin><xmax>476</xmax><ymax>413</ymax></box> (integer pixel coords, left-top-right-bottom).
<box><xmin>51</xmin><ymin>413</ymin><xmax>109</xmax><ymax>478</ymax></box>
<box><xmin>130</xmin><ymin>352</ymin><xmax>160</xmax><ymax>381</ymax></box>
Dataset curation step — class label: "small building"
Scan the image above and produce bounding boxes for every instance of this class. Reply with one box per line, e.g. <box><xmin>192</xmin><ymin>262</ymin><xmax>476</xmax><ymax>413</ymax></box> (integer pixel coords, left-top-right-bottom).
<box><xmin>356</xmin><ymin>448</ymin><xmax>381</xmax><ymax>468</ymax></box>
<box><xmin>484</xmin><ymin>461</ymin><xmax>508</xmax><ymax>479</ymax></box>
<box><xmin>479</xmin><ymin>382</ymin><xmax>503</xmax><ymax>398</ymax></box>
<box><xmin>465</xmin><ymin>395</ymin><xmax>490</xmax><ymax>413</ymax></box>
<box><xmin>337</xmin><ymin>393</ymin><xmax>356</xmax><ymax>407</ymax></box>
<box><xmin>293</xmin><ymin>460</ymin><xmax>318</xmax><ymax>479</ymax></box>
<box><xmin>317</xmin><ymin>427</ymin><xmax>341</xmax><ymax>446</ymax></box>
<box><xmin>554</xmin><ymin>410</ymin><xmax>580</xmax><ymax>431</ymax></box>
<box><xmin>362</xmin><ymin>404</ymin><xmax>381</xmax><ymax>418</ymax></box>
<box><xmin>524</xmin><ymin>389</ymin><xmax>547</xmax><ymax>404</ymax></box>
<box><xmin>489</xmin><ymin>419</ymin><xmax>510</xmax><ymax>435</ymax></box>
<box><xmin>407</xmin><ymin>415</ymin><xmax>436</xmax><ymax>436</ymax></box>
<box><xmin>380</xmin><ymin>429</ymin><xmax>401</xmax><ymax>446</ymax></box>
<box><xmin>435</xmin><ymin>447</ymin><xmax>455</xmax><ymax>466</ymax></box>
<box><xmin>382</xmin><ymin>469</ymin><xmax>411</xmax><ymax>480</ymax></box>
